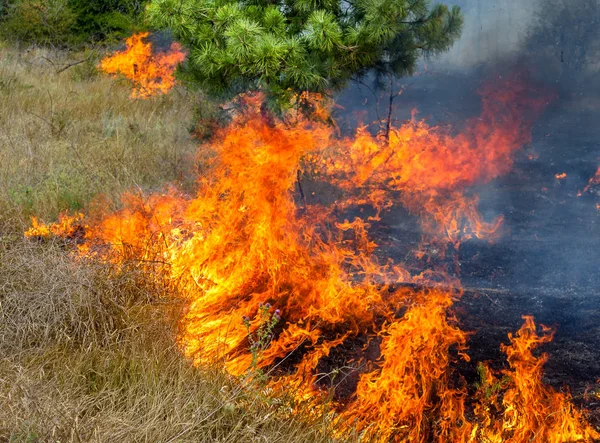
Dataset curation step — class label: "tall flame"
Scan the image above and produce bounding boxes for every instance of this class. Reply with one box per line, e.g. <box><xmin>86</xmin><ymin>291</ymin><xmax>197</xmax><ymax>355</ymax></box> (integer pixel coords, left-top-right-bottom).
<box><xmin>472</xmin><ymin>316</ymin><xmax>599</xmax><ymax>443</ymax></box>
<box><xmin>25</xmin><ymin>78</ymin><xmax>599</xmax><ymax>441</ymax></box>
<box><xmin>99</xmin><ymin>32</ymin><xmax>186</xmax><ymax>98</ymax></box>
<box><xmin>308</xmin><ymin>79</ymin><xmax>547</xmax><ymax>246</ymax></box>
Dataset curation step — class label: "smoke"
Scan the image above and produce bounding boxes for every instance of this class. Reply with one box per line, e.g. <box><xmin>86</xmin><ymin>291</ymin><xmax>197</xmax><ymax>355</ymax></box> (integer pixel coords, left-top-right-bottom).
<box><xmin>435</xmin><ymin>0</ymin><xmax>541</xmax><ymax>71</ymax></box>
<box><xmin>432</xmin><ymin>0</ymin><xmax>600</xmax><ymax>92</ymax></box>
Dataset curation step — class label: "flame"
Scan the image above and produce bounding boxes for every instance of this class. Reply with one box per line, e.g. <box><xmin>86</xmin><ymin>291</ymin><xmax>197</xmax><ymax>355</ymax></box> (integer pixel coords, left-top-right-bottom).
<box><xmin>25</xmin><ymin>78</ymin><xmax>599</xmax><ymax>441</ymax></box>
<box><xmin>99</xmin><ymin>32</ymin><xmax>186</xmax><ymax>98</ymax></box>
<box><xmin>341</xmin><ymin>290</ymin><xmax>473</xmax><ymax>441</ymax></box>
<box><xmin>555</xmin><ymin>172</ymin><xmax>568</xmax><ymax>180</ymax></box>
<box><xmin>472</xmin><ymin>316</ymin><xmax>599</xmax><ymax>443</ymax></box>
<box><xmin>579</xmin><ymin>166</ymin><xmax>600</xmax><ymax>195</ymax></box>
<box><xmin>307</xmin><ymin>78</ymin><xmax>548</xmax><ymax>247</ymax></box>
<box><xmin>25</xmin><ymin>212</ymin><xmax>85</xmax><ymax>239</ymax></box>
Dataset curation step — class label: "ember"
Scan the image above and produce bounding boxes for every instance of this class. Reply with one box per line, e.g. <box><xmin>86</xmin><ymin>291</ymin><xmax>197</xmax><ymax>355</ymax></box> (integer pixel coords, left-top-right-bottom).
<box><xmin>26</xmin><ymin>77</ymin><xmax>599</xmax><ymax>441</ymax></box>
<box><xmin>99</xmin><ymin>32</ymin><xmax>186</xmax><ymax>98</ymax></box>
<box><xmin>580</xmin><ymin>166</ymin><xmax>600</xmax><ymax>195</ymax></box>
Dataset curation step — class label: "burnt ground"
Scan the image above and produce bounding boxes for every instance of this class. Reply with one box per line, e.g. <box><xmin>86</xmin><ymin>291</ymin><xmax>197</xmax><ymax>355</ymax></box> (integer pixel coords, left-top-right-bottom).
<box><xmin>453</xmin><ymin>285</ymin><xmax>600</xmax><ymax>431</ymax></box>
<box><xmin>452</xmin><ymin>197</ymin><xmax>600</xmax><ymax>429</ymax></box>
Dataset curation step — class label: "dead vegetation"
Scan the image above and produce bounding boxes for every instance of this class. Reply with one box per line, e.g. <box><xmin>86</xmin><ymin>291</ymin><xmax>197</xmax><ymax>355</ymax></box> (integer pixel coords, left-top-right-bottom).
<box><xmin>0</xmin><ymin>237</ymin><xmax>338</xmax><ymax>442</ymax></box>
<box><xmin>0</xmin><ymin>41</ymin><xmax>197</xmax><ymax>222</ymax></box>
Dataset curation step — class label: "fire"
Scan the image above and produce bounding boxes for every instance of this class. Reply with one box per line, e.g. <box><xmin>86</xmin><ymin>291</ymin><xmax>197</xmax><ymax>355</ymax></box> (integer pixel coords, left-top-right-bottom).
<box><xmin>25</xmin><ymin>212</ymin><xmax>84</xmax><ymax>240</ymax></box>
<box><xmin>472</xmin><ymin>317</ymin><xmax>599</xmax><ymax>443</ymax></box>
<box><xmin>26</xmin><ymin>78</ymin><xmax>599</xmax><ymax>441</ymax></box>
<box><xmin>308</xmin><ymin>78</ymin><xmax>547</xmax><ymax>247</ymax></box>
<box><xmin>579</xmin><ymin>166</ymin><xmax>600</xmax><ymax>195</ymax></box>
<box><xmin>555</xmin><ymin>172</ymin><xmax>568</xmax><ymax>180</ymax></box>
<box><xmin>341</xmin><ymin>290</ymin><xmax>472</xmax><ymax>441</ymax></box>
<box><xmin>99</xmin><ymin>32</ymin><xmax>186</xmax><ymax>98</ymax></box>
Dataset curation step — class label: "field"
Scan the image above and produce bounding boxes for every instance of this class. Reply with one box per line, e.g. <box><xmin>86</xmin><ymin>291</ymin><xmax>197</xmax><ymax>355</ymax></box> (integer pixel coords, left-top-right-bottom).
<box><xmin>0</xmin><ymin>43</ymin><xmax>341</xmax><ymax>442</ymax></box>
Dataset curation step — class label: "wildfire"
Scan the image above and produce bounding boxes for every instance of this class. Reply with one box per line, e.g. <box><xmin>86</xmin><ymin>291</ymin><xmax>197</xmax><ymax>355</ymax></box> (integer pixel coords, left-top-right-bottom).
<box><xmin>26</xmin><ymin>77</ymin><xmax>599</xmax><ymax>441</ymax></box>
<box><xmin>99</xmin><ymin>32</ymin><xmax>186</xmax><ymax>98</ymax></box>
<box><xmin>555</xmin><ymin>172</ymin><xmax>568</xmax><ymax>180</ymax></box>
<box><xmin>472</xmin><ymin>317</ymin><xmax>599</xmax><ymax>443</ymax></box>
<box><xmin>579</xmin><ymin>166</ymin><xmax>600</xmax><ymax>196</ymax></box>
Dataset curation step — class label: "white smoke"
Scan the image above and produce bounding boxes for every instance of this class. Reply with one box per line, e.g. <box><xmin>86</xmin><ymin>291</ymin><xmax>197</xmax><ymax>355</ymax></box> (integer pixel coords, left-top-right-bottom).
<box><xmin>432</xmin><ymin>0</ymin><xmax>541</xmax><ymax>71</ymax></box>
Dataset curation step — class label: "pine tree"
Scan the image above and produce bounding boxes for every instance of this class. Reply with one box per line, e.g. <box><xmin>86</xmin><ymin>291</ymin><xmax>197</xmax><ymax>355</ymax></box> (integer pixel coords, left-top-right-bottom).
<box><xmin>147</xmin><ymin>0</ymin><xmax>462</xmax><ymax>108</ymax></box>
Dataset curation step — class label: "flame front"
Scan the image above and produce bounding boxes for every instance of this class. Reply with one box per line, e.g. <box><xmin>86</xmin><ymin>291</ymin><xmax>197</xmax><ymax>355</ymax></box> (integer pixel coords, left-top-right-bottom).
<box><xmin>26</xmin><ymin>79</ymin><xmax>599</xmax><ymax>441</ymax></box>
<box><xmin>99</xmin><ymin>32</ymin><xmax>186</xmax><ymax>98</ymax></box>
<box><xmin>472</xmin><ymin>316</ymin><xmax>599</xmax><ymax>443</ymax></box>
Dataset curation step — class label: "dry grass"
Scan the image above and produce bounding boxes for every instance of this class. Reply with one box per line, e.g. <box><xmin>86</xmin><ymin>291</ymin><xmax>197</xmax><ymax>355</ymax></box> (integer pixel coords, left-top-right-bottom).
<box><xmin>0</xmin><ymin>44</ymin><xmax>342</xmax><ymax>442</ymax></box>
<box><xmin>0</xmin><ymin>238</ymin><xmax>338</xmax><ymax>442</ymax></box>
<box><xmin>0</xmin><ymin>41</ymin><xmax>197</xmax><ymax>223</ymax></box>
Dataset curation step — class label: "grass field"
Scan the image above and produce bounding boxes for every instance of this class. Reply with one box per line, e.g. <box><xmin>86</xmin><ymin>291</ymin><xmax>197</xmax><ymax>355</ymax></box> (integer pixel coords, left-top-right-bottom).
<box><xmin>0</xmin><ymin>43</ymin><xmax>342</xmax><ymax>442</ymax></box>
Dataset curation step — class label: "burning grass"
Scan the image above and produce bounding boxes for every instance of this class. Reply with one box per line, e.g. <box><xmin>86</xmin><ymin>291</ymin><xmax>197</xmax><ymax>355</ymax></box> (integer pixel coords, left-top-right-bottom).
<box><xmin>0</xmin><ymin>236</ymin><xmax>339</xmax><ymax>442</ymax></box>
<box><xmin>0</xmin><ymin>43</ymin><xmax>334</xmax><ymax>442</ymax></box>
<box><xmin>25</xmin><ymin>78</ymin><xmax>600</xmax><ymax>440</ymax></box>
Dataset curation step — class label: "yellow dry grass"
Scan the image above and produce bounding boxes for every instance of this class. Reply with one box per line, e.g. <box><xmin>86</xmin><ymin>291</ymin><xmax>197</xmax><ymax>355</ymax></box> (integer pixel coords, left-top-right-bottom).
<box><xmin>0</xmin><ymin>42</ymin><xmax>197</xmax><ymax>223</ymax></box>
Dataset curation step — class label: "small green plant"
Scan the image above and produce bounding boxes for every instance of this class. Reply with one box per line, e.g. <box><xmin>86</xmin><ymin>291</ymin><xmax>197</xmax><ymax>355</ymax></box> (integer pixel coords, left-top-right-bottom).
<box><xmin>68</xmin><ymin>49</ymin><xmax>102</xmax><ymax>81</ymax></box>
<box><xmin>242</xmin><ymin>302</ymin><xmax>281</xmax><ymax>384</ymax></box>
<box><xmin>474</xmin><ymin>362</ymin><xmax>511</xmax><ymax>401</ymax></box>
<box><xmin>8</xmin><ymin>429</ymin><xmax>40</xmax><ymax>443</ymax></box>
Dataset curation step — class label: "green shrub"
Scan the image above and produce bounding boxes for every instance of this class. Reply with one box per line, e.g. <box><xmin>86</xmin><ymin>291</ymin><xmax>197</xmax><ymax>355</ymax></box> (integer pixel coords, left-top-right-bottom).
<box><xmin>0</xmin><ymin>0</ymin><xmax>77</xmax><ymax>46</ymax></box>
<box><xmin>0</xmin><ymin>0</ymin><xmax>148</xmax><ymax>46</ymax></box>
<box><xmin>0</xmin><ymin>0</ymin><xmax>10</xmax><ymax>17</ymax></box>
<box><xmin>68</xmin><ymin>0</ymin><xmax>148</xmax><ymax>43</ymax></box>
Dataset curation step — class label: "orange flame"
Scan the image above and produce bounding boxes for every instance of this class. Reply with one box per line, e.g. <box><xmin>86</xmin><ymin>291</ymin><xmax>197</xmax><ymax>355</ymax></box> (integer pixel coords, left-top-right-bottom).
<box><xmin>307</xmin><ymin>78</ymin><xmax>548</xmax><ymax>247</ymax></box>
<box><xmin>579</xmin><ymin>166</ymin><xmax>600</xmax><ymax>195</ymax></box>
<box><xmin>25</xmin><ymin>212</ymin><xmax>85</xmax><ymax>240</ymax></box>
<box><xmin>99</xmin><ymin>32</ymin><xmax>186</xmax><ymax>98</ymax></box>
<box><xmin>341</xmin><ymin>290</ymin><xmax>472</xmax><ymax>441</ymax></box>
<box><xmin>555</xmin><ymin>172</ymin><xmax>568</xmax><ymax>180</ymax></box>
<box><xmin>472</xmin><ymin>316</ymin><xmax>599</xmax><ymax>443</ymax></box>
<box><xmin>25</xmin><ymin>78</ymin><xmax>599</xmax><ymax>441</ymax></box>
